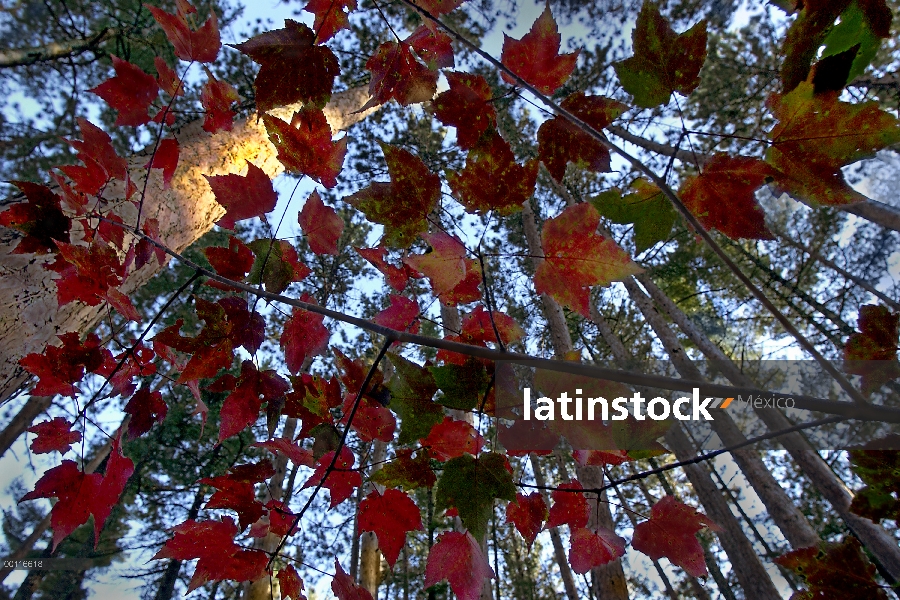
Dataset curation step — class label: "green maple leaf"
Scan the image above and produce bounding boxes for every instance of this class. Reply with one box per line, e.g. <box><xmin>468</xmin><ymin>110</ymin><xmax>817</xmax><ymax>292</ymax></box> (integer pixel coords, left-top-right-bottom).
<box><xmin>435</xmin><ymin>453</ymin><xmax>516</xmax><ymax>539</ymax></box>
<box><xmin>387</xmin><ymin>353</ymin><xmax>443</xmax><ymax>444</ymax></box>
<box><xmin>429</xmin><ymin>359</ymin><xmax>491</xmax><ymax>411</ymax></box>
<box><xmin>591</xmin><ymin>179</ymin><xmax>675</xmax><ymax>252</ymax></box>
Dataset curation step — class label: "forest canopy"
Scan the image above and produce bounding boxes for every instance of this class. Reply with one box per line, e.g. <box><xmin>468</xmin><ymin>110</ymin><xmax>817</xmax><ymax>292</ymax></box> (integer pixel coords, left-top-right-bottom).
<box><xmin>1</xmin><ymin>0</ymin><xmax>900</xmax><ymax>599</ymax></box>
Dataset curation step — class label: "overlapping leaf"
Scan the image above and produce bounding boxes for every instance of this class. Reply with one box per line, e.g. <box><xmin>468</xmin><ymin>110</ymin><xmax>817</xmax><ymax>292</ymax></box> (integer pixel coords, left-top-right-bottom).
<box><xmin>500</xmin><ymin>6</ymin><xmax>578</xmax><ymax>95</ymax></box>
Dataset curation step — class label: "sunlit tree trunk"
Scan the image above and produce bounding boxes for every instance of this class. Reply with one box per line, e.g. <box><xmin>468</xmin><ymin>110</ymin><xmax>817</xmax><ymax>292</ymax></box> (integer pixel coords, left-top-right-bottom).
<box><xmin>0</xmin><ymin>86</ymin><xmax>374</xmax><ymax>454</ymax></box>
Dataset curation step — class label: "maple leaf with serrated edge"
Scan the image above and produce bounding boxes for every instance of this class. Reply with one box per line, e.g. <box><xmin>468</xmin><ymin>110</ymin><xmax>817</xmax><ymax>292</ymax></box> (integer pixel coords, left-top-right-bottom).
<box><xmin>679</xmin><ymin>154</ymin><xmax>775</xmax><ymax>240</ymax></box>
<box><xmin>363</xmin><ymin>41</ymin><xmax>437</xmax><ymax>110</ymax></box>
<box><xmin>21</xmin><ymin>436</ymin><xmax>133</xmax><ymax>550</ymax></box>
<box><xmin>766</xmin><ymin>82</ymin><xmax>900</xmax><ymax>206</ymax></box>
<box><xmin>435</xmin><ymin>452</ymin><xmax>515</xmax><ymax>539</ymax></box>
<box><xmin>372</xmin><ymin>448</ymin><xmax>436</xmax><ymax>490</ymax></box>
<box><xmin>123</xmin><ymin>387</ymin><xmax>168</xmax><ymax>439</ymax></box>
<box><xmin>632</xmin><ymin>495</ymin><xmax>719</xmax><ymax>577</ymax></box>
<box><xmin>448</xmin><ymin>132</ymin><xmax>537</xmax><ymax>215</ymax></box>
<box><xmin>460</xmin><ymin>305</ymin><xmax>525</xmax><ymax>347</ymax></box>
<box><xmin>299</xmin><ymin>190</ymin><xmax>344</xmax><ymax>255</ymax></box>
<box><xmin>374</xmin><ymin>295</ymin><xmax>420</xmax><ymax>334</ymax></box>
<box><xmin>776</xmin><ymin>536</ymin><xmax>888</xmax><ymax>599</ymax></box>
<box><xmin>135</xmin><ymin>218</ymin><xmax>166</xmax><ymax>269</ymax></box>
<box><xmin>538</xmin><ymin>93</ymin><xmax>626</xmax><ymax>182</ymax></box>
<box><xmin>406</xmin><ymin>24</ymin><xmax>454</xmax><ymax>70</ymax></box>
<box><xmin>200</xmin><ymin>480</ymin><xmax>265</xmax><ymax>531</ymax></box>
<box><xmin>303</xmin><ymin>447</ymin><xmax>361</xmax><ymax>508</ymax></box>
<box><xmin>49</xmin><ymin>242</ymin><xmax>140</xmax><ymax>321</ymax></box>
<box><xmin>358</xmin><ymin>489</ymin><xmax>423</xmax><ymax>568</ymax></box>
<box><xmin>278</xmin><ymin>564</ymin><xmax>306</xmax><ymax>600</ymax></box>
<box><xmin>334</xmin><ymin>347</ymin><xmax>387</xmax><ymax>401</ymax></box>
<box><xmin>281</xmin><ymin>300</ymin><xmax>329</xmax><ymax>374</ymax></box>
<box><xmin>505</xmin><ymin>492</ymin><xmax>547</xmax><ymax>547</ymax></box>
<box><xmin>332</xmin><ymin>559</ymin><xmax>373</xmax><ymax>600</ymax></box>
<box><xmin>547</xmin><ymin>480</ymin><xmax>590</xmax><ymax>529</ymax></box>
<box><xmin>534</xmin><ymin>203</ymin><xmax>641</xmax><ymax>318</ymax></box>
<box><xmin>19</xmin><ymin>332</ymin><xmax>112</xmax><ymax>397</ymax></box>
<box><xmin>404</xmin><ymin>232</ymin><xmax>467</xmax><ymax>296</ymax></box>
<box><xmin>233</xmin><ymin>20</ymin><xmax>338</xmax><ymax>111</ymax></box>
<box><xmin>145</xmin><ymin>1</ymin><xmax>220</xmax><ymax>63</ymax></box>
<box><xmin>500</xmin><ymin>6</ymin><xmax>578</xmax><ymax>95</ymax></box>
<box><xmin>410</xmin><ymin>0</ymin><xmax>467</xmax><ymax>16</ymax></box>
<box><xmin>154</xmin><ymin>57</ymin><xmax>183</xmax><ymax>97</ymax></box>
<box><xmin>347</xmin><ymin>143</ymin><xmax>440</xmax><ymax>247</ymax></box>
<box><xmin>386</xmin><ymin>353</ymin><xmax>442</xmax><ymax>444</ymax></box>
<box><xmin>152</xmin><ymin>517</ymin><xmax>268</xmax><ymax>592</ymax></box>
<box><xmin>430</xmin><ymin>358</ymin><xmax>491</xmax><ymax>411</ymax></box>
<box><xmin>59</xmin><ymin>118</ymin><xmax>131</xmax><ymax>197</ymax></box>
<box><xmin>356</xmin><ymin>246</ymin><xmax>419</xmax><ymax>290</ymax></box>
<box><xmin>263</xmin><ymin>108</ymin><xmax>347</xmax><ymax>188</ymax></box>
<box><xmin>255</xmin><ymin>437</ymin><xmax>314</xmax><ymax>467</ymax></box>
<box><xmin>422</xmin><ymin>416</ymin><xmax>485</xmax><ymax>461</ymax></box>
<box><xmin>844</xmin><ymin>305</ymin><xmax>900</xmax><ymax>395</ymax></box>
<box><xmin>0</xmin><ymin>182</ymin><xmax>70</xmax><ymax>254</ymax></box>
<box><xmin>247</xmin><ymin>239</ymin><xmax>311</xmax><ymax>293</ymax></box>
<box><xmin>204</xmin><ymin>236</ymin><xmax>255</xmax><ymax>290</ymax></box>
<box><xmin>591</xmin><ymin>179</ymin><xmax>675</xmax><ymax>252</ymax></box>
<box><xmin>27</xmin><ymin>418</ymin><xmax>81</xmax><ymax>455</ymax></box>
<box><xmin>425</xmin><ymin>531</ymin><xmax>494</xmax><ymax>600</ymax></box>
<box><xmin>340</xmin><ymin>393</ymin><xmax>396</xmax><ymax>443</ymax></box>
<box><xmin>205</xmin><ymin>161</ymin><xmax>278</xmax><ymax>229</ymax></box>
<box><xmin>568</xmin><ymin>527</ymin><xmax>626</xmax><ymax>574</ymax></box>
<box><xmin>219</xmin><ymin>361</ymin><xmax>290</xmax><ymax>442</ymax></box>
<box><xmin>848</xmin><ymin>435</ymin><xmax>900</xmax><ymax>524</ymax></box>
<box><xmin>200</xmin><ymin>70</ymin><xmax>238</xmax><ymax>133</ymax></box>
<box><xmin>144</xmin><ymin>138</ymin><xmax>179</xmax><ymax>189</ymax></box>
<box><xmin>89</xmin><ymin>56</ymin><xmax>159</xmax><ymax>126</ymax></box>
<box><xmin>817</xmin><ymin>1</ymin><xmax>891</xmax><ymax>88</ymax></box>
<box><xmin>433</xmin><ymin>72</ymin><xmax>496</xmax><ymax>150</ymax></box>
<box><xmin>304</xmin><ymin>0</ymin><xmax>355</xmax><ymax>43</ymax></box>
<box><xmin>611</xmin><ymin>415</ymin><xmax>670</xmax><ymax>460</ymax></box>
<box><xmin>614</xmin><ymin>1</ymin><xmax>707</xmax><ymax>108</ymax></box>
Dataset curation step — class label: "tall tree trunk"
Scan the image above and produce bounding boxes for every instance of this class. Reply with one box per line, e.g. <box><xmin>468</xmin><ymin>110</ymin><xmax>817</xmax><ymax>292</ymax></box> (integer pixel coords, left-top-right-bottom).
<box><xmin>520</xmin><ymin>199</ymin><xmax>630</xmax><ymax>600</ymax></box>
<box><xmin>0</xmin><ymin>395</ymin><xmax>51</xmax><ymax>459</ymax></box>
<box><xmin>0</xmin><ymin>87</ymin><xmax>373</xmax><ymax>456</ymax></box>
<box><xmin>621</xmin><ymin>277</ymin><xmax>821</xmax><ymax>549</ymax></box>
<box><xmin>529</xmin><ymin>454</ymin><xmax>580</xmax><ymax>600</ymax></box>
<box><xmin>153</xmin><ymin>485</ymin><xmax>206</xmax><ymax>600</ymax></box>
<box><xmin>637</xmin><ymin>274</ymin><xmax>900</xmax><ymax>581</ymax></box>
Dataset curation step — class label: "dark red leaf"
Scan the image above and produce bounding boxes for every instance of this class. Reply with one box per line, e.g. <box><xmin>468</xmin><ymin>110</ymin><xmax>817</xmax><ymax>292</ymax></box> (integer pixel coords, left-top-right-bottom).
<box><xmin>154</xmin><ymin>56</ymin><xmax>184</xmax><ymax>97</ymax></box>
<box><xmin>278</xmin><ymin>564</ymin><xmax>307</xmax><ymax>600</ymax></box>
<box><xmin>123</xmin><ymin>387</ymin><xmax>168</xmax><ymax>439</ymax></box>
<box><xmin>433</xmin><ymin>72</ymin><xmax>496</xmax><ymax>150</ymax></box>
<box><xmin>500</xmin><ymin>6</ymin><xmax>578</xmax><ymax>95</ymax></box>
<box><xmin>254</xmin><ymin>437</ymin><xmax>314</xmax><ymax>467</ymax></box>
<box><xmin>632</xmin><ymin>495</ymin><xmax>719</xmax><ymax>577</ymax></box>
<box><xmin>204</xmin><ymin>236</ymin><xmax>255</xmax><ymax>290</ymax></box>
<box><xmin>332</xmin><ymin>559</ymin><xmax>373</xmax><ymax>600</ymax></box>
<box><xmin>299</xmin><ymin>190</ymin><xmax>344</xmax><ymax>255</ymax></box>
<box><xmin>844</xmin><ymin>304</ymin><xmax>900</xmax><ymax>395</ymax></box>
<box><xmin>406</xmin><ymin>24</ymin><xmax>454</xmax><ymax>69</ymax></box>
<box><xmin>356</xmin><ymin>246</ymin><xmax>419</xmax><ymax>291</ymax></box>
<box><xmin>363</xmin><ymin>41</ymin><xmax>437</xmax><ymax>110</ymax></box>
<box><xmin>546</xmin><ymin>480</ymin><xmax>590</xmax><ymax>529</ymax></box>
<box><xmin>200</xmin><ymin>70</ymin><xmax>239</xmax><ymax>133</ymax></box>
<box><xmin>568</xmin><ymin>527</ymin><xmax>626</xmax><ymax>574</ymax></box>
<box><xmin>448</xmin><ymin>132</ymin><xmax>537</xmax><ymax>215</ymax></box>
<box><xmin>59</xmin><ymin>119</ymin><xmax>130</xmax><ymax>197</ymax></box>
<box><xmin>281</xmin><ymin>301</ymin><xmax>329</xmax><ymax>374</ymax></box>
<box><xmin>374</xmin><ymin>295</ymin><xmax>420</xmax><ymax>334</ymax></box>
<box><xmin>89</xmin><ymin>56</ymin><xmax>159</xmax><ymax>126</ymax></box>
<box><xmin>0</xmin><ymin>181</ymin><xmax>71</xmax><ymax>254</ymax></box>
<box><xmin>205</xmin><ymin>160</ymin><xmax>278</xmax><ymax>229</ymax></box>
<box><xmin>145</xmin><ymin>2</ymin><xmax>221</xmax><ymax>63</ymax></box>
<box><xmin>409</xmin><ymin>0</ymin><xmax>466</xmax><ymax>16</ymax></box>
<box><xmin>304</xmin><ymin>0</ymin><xmax>356</xmax><ymax>43</ymax></box>
<box><xmin>19</xmin><ymin>332</ymin><xmax>112</xmax><ymax>397</ymax></box>
<box><xmin>145</xmin><ymin>138</ymin><xmax>179</xmax><ymax>189</ymax></box>
<box><xmin>263</xmin><ymin>108</ymin><xmax>347</xmax><ymax>188</ymax></box>
<box><xmin>135</xmin><ymin>218</ymin><xmax>166</xmax><ymax>269</ymax></box>
<box><xmin>424</xmin><ymin>530</ymin><xmax>494</xmax><ymax>600</ymax></box>
<box><xmin>421</xmin><ymin>416</ymin><xmax>484</xmax><ymax>461</ymax></box>
<box><xmin>302</xmin><ymin>447</ymin><xmax>361</xmax><ymax>508</ymax></box>
<box><xmin>358</xmin><ymin>489</ymin><xmax>423</xmax><ymax>567</ymax></box>
<box><xmin>27</xmin><ymin>418</ymin><xmax>81</xmax><ymax>455</ymax></box>
<box><xmin>219</xmin><ymin>360</ymin><xmax>290</xmax><ymax>442</ymax></box>
<box><xmin>505</xmin><ymin>492</ymin><xmax>547</xmax><ymax>547</ymax></box>
<box><xmin>775</xmin><ymin>536</ymin><xmax>888</xmax><ymax>599</ymax></box>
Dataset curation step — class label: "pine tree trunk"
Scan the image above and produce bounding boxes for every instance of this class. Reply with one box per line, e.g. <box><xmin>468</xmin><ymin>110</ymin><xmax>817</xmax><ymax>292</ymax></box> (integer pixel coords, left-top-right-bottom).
<box><xmin>0</xmin><ymin>87</ymin><xmax>373</xmax><ymax>452</ymax></box>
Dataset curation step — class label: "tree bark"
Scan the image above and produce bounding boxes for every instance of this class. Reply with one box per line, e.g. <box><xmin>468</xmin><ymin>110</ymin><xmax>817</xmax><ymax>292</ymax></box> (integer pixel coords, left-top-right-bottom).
<box><xmin>359</xmin><ymin>440</ymin><xmax>388</xmax><ymax>596</ymax></box>
<box><xmin>0</xmin><ymin>86</ymin><xmax>374</xmax><ymax>451</ymax></box>
<box><xmin>0</xmin><ymin>395</ymin><xmax>51</xmax><ymax>459</ymax></box>
<box><xmin>529</xmin><ymin>454</ymin><xmax>580</xmax><ymax>600</ymax></box>
<box><xmin>0</xmin><ymin>27</ymin><xmax>126</xmax><ymax>68</ymax></box>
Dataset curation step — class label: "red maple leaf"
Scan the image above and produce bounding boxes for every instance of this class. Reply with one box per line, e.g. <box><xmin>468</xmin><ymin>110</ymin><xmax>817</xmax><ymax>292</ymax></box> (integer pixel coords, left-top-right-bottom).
<box><xmin>421</xmin><ymin>417</ymin><xmax>485</xmax><ymax>461</ymax></box>
<box><xmin>332</xmin><ymin>559</ymin><xmax>373</xmax><ymax>600</ymax></box>
<box><xmin>534</xmin><ymin>203</ymin><xmax>641</xmax><ymax>318</ymax></box>
<box><xmin>348</xmin><ymin>144</ymin><xmax>440</xmax><ymax>247</ymax></box>
<box><xmin>299</xmin><ymin>190</ymin><xmax>344</xmax><ymax>255</ymax></box>
<box><xmin>500</xmin><ymin>6</ymin><xmax>578</xmax><ymax>95</ymax></box>
<box><xmin>505</xmin><ymin>492</ymin><xmax>547</xmax><ymax>547</ymax></box>
<box><xmin>144</xmin><ymin>138</ymin><xmax>179</xmax><ymax>189</ymax></box>
<box><xmin>200</xmin><ymin>461</ymin><xmax>275</xmax><ymax>532</ymax></box>
<box><xmin>405</xmin><ymin>25</ymin><xmax>454</xmax><ymax>70</ymax></box>
<box><xmin>775</xmin><ymin>536</ymin><xmax>888</xmax><ymax>599</ymax></box>
<box><xmin>424</xmin><ymin>530</ymin><xmax>494</xmax><ymax>600</ymax></box>
<box><xmin>0</xmin><ymin>181</ymin><xmax>71</xmax><ymax>254</ymax></box>
<box><xmin>218</xmin><ymin>361</ymin><xmax>290</xmax><ymax>442</ymax></box>
<box><xmin>204</xmin><ymin>236</ymin><xmax>255</xmax><ymax>290</ymax></box>
<box><xmin>123</xmin><ymin>387</ymin><xmax>168</xmax><ymax>439</ymax></box>
<box><xmin>374</xmin><ymin>295</ymin><xmax>420</xmax><ymax>334</ymax></box>
<box><xmin>154</xmin><ymin>56</ymin><xmax>184</xmax><ymax>97</ymax></box>
<box><xmin>152</xmin><ymin>517</ymin><xmax>268</xmax><ymax>592</ymax></box>
<box><xmin>145</xmin><ymin>1</ymin><xmax>221</xmax><ymax>63</ymax></box>
<box><xmin>358</xmin><ymin>489</ymin><xmax>423</xmax><ymax>567</ymax></box>
<box><xmin>263</xmin><ymin>108</ymin><xmax>347</xmax><ymax>189</ymax></box>
<box><xmin>409</xmin><ymin>0</ymin><xmax>467</xmax><ymax>16</ymax></box>
<box><xmin>303</xmin><ymin>0</ymin><xmax>356</xmax><ymax>43</ymax></box>
<box><xmin>537</xmin><ymin>93</ymin><xmax>627</xmax><ymax>182</ymax></box>
<box><xmin>613</xmin><ymin>2</ymin><xmax>707</xmax><ymax>107</ymax></box>
<box><xmin>281</xmin><ymin>301</ymin><xmax>330</xmax><ymax>374</ymax></box>
<box><xmin>568</xmin><ymin>527</ymin><xmax>626</xmax><ymax>574</ymax></box>
<box><xmin>844</xmin><ymin>304</ymin><xmax>900</xmax><ymax>395</ymax></box>
<box><xmin>448</xmin><ymin>132</ymin><xmax>538</xmax><ymax>215</ymax></box>
<box><xmin>340</xmin><ymin>394</ymin><xmax>396</xmax><ymax>443</ymax></box>
<box><xmin>89</xmin><ymin>56</ymin><xmax>159</xmax><ymax>126</ymax></box>
<box><xmin>546</xmin><ymin>480</ymin><xmax>590</xmax><ymax>529</ymax></box>
<box><xmin>21</xmin><ymin>436</ymin><xmax>134</xmax><ymax>549</ymax></box>
<box><xmin>278</xmin><ymin>564</ymin><xmax>307</xmax><ymax>600</ymax></box>
<box><xmin>356</xmin><ymin>246</ymin><xmax>420</xmax><ymax>291</ymax></box>
<box><xmin>433</xmin><ymin>72</ymin><xmax>497</xmax><ymax>150</ymax></box>
<box><xmin>302</xmin><ymin>447</ymin><xmax>361</xmax><ymax>508</ymax></box>
<box><xmin>247</xmin><ymin>239</ymin><xmax>311</xmax><ymax>293</ymax></box>
<box><xmin>363</xmin><ymin>41</ymin><xmax>438</xmax><ymax>110</ymax></box>
<box><xmin>48</xmin><ymin>241</ymin><xmax>141</xmax><ymax>321</ymax></box>
<box><xmin>264</xmin><ymin>499</ymin><xmax>298</xmax><ymax>537</ymax></box>
<box><xmin>254</xmin><ymin>437</ymin><xmax>314</xmax><ymax>467</ymax></box>
<box><xmin>19</xmin><ymin>332</ymin><xmax>112</xmax><ymax>397</ymax></box>
<box><xmin>205</xmin><ymin>160</ymin><xmax>278</xmax><ymax>229</ymax></box>
<box><xmin>233</xmin><ymin>20</ymin><xmax>339</xmax><ymax>111</ymax></box>
<box><xmin>59</xmin><ymin>118</ymin><xmax>131</xmax><ymax>197</ymax></box>
<box><xmin>631</xmin><ymin>495</ymin><xmax>719</xmax><ymax>577</ymax></box>
<box><xmin>134</xmin><ymin>218</ymin><xmax>167</xmax><ymax>269</ymax></box>
<box><xmin>284</xmin><ymin>373</ymin><xmax>340</xmax><ymax>436</ymax></box>
<box><xmin>371</xmin><ymin>448</ymin><xmax>436</xmax><ymax>490</ymax></box>
<box><xmin>27</xmin><ymin>418</ymin><xmax>81</xmax><ymax>455</ymax></box>
<box><xmin>200</xmin><ymin>69</ymin><xmax>238</xmax><ymax>134</ymax></box>
<box><xmin>460</xmin><ymin>305</ymin><xmax>525</xmax><ymax>347</ymax></box>
<box><xmin>679</xmin><ymin>154</ymin><xmax>775</xmax><ymax>240</ymax></box>
<box><xmin>404</xmin><ymin>231</ymin><xmax>468</xmax><ymax>297</ymax></box>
